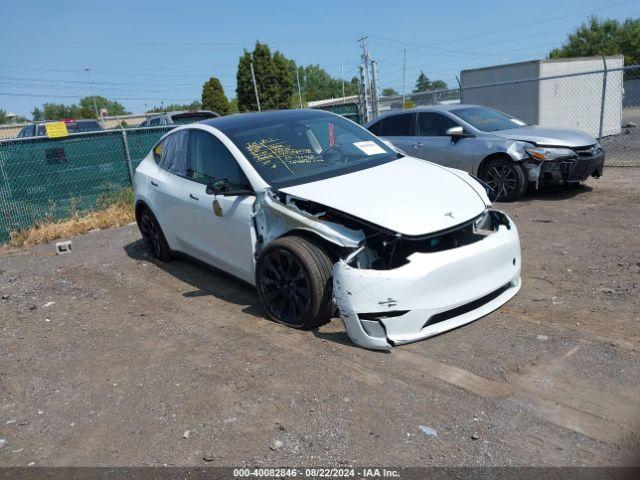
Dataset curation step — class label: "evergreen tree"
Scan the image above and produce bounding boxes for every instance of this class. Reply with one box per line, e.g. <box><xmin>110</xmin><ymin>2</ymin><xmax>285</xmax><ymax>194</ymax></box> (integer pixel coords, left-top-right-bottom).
<box><xmin>273</xmin><ymin>52</ymin><xmax>294</xmax><ymax>109</ymax></box>
<box><xmin>413</xmin><ymin>71</ymin><xmax>432</xmax><ymax>93</ymax></box>
<box><xmin>201</xmin><ymin>76</ymin><xmax>230</xmax><ymax>115</ymax></box>
<box><xmin>252</xmin><ymin>42</ymin><xmax>279</xmax><ymax>110</ymax></box>
<box><xmin>236</xmin><ymin>50</ymin><xmax>256</xmax><ymax>112</ymax></box>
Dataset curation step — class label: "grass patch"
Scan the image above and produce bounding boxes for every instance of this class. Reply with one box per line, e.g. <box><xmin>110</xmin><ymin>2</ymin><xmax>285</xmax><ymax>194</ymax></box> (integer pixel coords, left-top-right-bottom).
<box><xmin>9</xmin><ymin>189</ymin><xmax>135</xmax><ymax>248</ymax></box>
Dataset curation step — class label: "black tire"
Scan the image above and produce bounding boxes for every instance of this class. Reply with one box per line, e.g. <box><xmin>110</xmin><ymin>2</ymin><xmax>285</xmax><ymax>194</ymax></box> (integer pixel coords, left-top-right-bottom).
<box><xmin>479</xmin><ymin>157</ymin><xmax>528</xmax><ymax>202</ymax></box>
<box><xmin>138</xmin><ymin>208</ymin><xmax>172</xmax><ymax>261</ymax></box>
<box><xmin>256</xmin><ymin>236</ymin><xmax>334</xmax><ymax>330</ymax></box>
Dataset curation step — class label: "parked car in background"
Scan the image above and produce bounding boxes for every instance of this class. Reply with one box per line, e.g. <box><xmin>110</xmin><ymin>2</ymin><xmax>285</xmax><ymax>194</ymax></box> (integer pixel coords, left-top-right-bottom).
<box><xmin>366</xmin><ymin>105</ymin><xmax>604</xmax><ymax>201</ymax></box>
<box><xmin>133</xmin><ymin>109</ymin><xmax>521</xmax><ymax>350</ymax></box>
<box><xmin>16</xmin><ymin>119</ymin><xmax>103</xmax><ymax>138</ymax></box>
<box><xmin>139</xmin><ymin>110</ymin><xmax>219</xmax><ymax>127</ymax></box>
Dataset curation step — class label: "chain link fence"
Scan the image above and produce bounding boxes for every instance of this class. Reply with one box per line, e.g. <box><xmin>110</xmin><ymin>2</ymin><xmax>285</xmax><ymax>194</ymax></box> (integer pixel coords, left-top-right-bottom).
<box><xmin>369</xmin><ymin>63</ymin><xmax>640</xmax><ymax>167</ymax></box>
<box><xmin>0</xmin><ymin>126</ymin><xmax>173</xmax><ymax>243</ymax></box>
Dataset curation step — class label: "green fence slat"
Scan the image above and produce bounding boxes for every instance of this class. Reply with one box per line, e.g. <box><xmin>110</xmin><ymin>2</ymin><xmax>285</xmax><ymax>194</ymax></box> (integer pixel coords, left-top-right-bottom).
<box><xmin>0</xmin><ymin>126</ymin><xmax>173</xmax><ymax>243</ymax></box>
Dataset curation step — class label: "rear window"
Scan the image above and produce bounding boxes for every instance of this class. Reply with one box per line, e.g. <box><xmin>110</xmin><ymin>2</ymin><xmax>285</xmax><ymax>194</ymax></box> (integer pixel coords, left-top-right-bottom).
<box><xmin>171</xmin><ymin>112</ymin><xmax>219</xmax><ymax>125</ymax></box>
<box><xmin>66</xmin><ymin>121</ymin><xmax>102</xmax><ymax>133</ymax></box>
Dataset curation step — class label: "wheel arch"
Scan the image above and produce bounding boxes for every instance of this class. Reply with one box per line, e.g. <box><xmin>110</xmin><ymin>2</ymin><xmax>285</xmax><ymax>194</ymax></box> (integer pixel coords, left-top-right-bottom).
<box><xmin>134</xmin><ymin>200</ymin><xmax>151</xmax><ymax>227</ymax></box>
<box><xmin>278</xmin><ymin>228</ymin><xmax>346</xmax><ymax>263</ymax></box>
<box><xmin>477</xmin><ymin>152</ymin><xmax>519</xmax><ymax>176</ymax></box>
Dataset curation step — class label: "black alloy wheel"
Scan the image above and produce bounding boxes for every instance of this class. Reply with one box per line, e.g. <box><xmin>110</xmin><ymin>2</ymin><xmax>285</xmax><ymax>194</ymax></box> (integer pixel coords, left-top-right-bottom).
<box><xmin>258</xmin><ymin>248</ymin><xmax>311</xmax><ymax>326</ymax></box>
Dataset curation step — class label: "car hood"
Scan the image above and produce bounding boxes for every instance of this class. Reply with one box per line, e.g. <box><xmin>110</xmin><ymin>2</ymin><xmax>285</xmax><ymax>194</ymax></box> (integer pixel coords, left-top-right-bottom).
<box><xmin>279</xmin><ymin>156</ymin><xmax>487</xmax><ymax>236</ymax></box>
<box><xmin>492</xmin><ymin>126</ymin><xmax>596</xmax><ymax>147</ymax></box>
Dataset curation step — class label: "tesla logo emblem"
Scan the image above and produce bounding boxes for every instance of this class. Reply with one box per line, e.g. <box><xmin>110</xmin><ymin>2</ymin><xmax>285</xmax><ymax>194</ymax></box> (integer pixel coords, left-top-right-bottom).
<box><xmin>444</xmin><ymin>212</ymin><xmax>455</xmax><ymax>219</ymax></box>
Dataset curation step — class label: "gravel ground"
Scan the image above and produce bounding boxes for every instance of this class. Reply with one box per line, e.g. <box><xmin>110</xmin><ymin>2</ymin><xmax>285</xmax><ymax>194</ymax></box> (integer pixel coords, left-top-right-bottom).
<box><xmin>0</xmin><ymin>168</ymin><xmax>639</xmax><ymax>467</ymax></box>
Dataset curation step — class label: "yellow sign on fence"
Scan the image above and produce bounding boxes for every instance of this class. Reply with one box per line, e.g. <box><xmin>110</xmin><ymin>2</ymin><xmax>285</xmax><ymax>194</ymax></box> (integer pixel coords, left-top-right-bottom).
<box><xmin>45</xmin><ymin>122</ymin><xmax>69</xmax><ymax>138</ymax></box>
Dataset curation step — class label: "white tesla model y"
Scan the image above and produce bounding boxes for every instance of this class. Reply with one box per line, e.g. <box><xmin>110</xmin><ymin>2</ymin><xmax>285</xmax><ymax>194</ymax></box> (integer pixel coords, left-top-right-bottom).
<box><xmin>133</xmin><ymin>109</ymin><xmax>521</xmax><ymax>350</ymax></box>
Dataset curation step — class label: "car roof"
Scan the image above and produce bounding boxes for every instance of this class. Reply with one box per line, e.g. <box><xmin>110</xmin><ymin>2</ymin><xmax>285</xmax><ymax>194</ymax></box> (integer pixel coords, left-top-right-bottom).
<box><xmin>200</xmin><ymin>109</ymin><xmax>335</xmax><ymax>133</ymax></box>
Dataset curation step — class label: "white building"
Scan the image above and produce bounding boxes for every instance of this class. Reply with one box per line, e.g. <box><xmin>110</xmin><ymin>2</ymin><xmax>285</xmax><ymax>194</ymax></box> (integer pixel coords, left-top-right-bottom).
<box><xmin>460</xmin><ymin>56</ymin><xmax>624</xmax><ymax>137</ymax></box>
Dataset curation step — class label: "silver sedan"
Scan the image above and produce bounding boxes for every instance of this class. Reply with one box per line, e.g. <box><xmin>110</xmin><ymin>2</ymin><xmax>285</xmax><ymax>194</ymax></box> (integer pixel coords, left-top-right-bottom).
<box><xmin>366</xmin><ymin>105</ymin><xmax>604</xmax><ymax>201</ymax></box>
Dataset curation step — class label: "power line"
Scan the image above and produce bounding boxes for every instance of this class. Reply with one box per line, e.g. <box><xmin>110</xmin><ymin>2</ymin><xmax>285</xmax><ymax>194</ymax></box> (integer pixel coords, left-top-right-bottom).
<box><xmin>0</xmin><ymin>92</ymin><xmax>198</xmax><ymax>101</ymax></box>
<box><xmin>374</xmin><ymin>0</ymin><xmax>637</xmax><ymax>52</ymax></box>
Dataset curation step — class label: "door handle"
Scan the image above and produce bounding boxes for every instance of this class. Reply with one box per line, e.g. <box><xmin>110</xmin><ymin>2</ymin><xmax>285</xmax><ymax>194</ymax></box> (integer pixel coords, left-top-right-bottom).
<box><xmin>150</xmin><ymin>181</ymin><xmax>159</xmax><ymax>187</ymax></box>
<box><xmin>189</xmin><ymin>193</ymin><xmax>199</xmax><ymax>201</ymax></box>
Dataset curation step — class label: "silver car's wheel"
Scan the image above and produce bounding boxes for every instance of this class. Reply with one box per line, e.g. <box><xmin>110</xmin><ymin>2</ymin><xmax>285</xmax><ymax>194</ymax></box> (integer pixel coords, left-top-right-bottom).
<box><xmin>480</xmin><ymin>158</ymin><xmax>527</xmax><ymax>202</ymax></box>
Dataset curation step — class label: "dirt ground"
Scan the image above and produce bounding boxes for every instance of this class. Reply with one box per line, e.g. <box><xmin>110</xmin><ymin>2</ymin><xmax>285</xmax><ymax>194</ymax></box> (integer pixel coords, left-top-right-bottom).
<box><xmin>0</xmin><ymin>168</ymin><xmax>639</xmax><ymax>468</ymax></box>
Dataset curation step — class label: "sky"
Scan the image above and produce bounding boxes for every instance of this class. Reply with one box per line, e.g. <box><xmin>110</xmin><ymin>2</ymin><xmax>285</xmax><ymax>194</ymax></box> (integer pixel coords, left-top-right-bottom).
<box><xmin>1</xmin><ymin>0</ymin><xmax>637</xmax><ymax>118</ymax></box>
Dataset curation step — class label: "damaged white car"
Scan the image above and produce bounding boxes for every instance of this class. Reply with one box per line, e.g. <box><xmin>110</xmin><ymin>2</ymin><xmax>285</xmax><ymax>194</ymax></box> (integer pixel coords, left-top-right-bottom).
<box><xmin>133</xmin><ymin>110</ymin><xmax>521</xmax><ymax>350</ymax></box>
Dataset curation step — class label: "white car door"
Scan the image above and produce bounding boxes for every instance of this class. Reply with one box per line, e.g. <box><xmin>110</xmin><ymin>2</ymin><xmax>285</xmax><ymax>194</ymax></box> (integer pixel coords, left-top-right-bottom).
<box><xmin>181</xmin><ymin>129</ymin><xmax>256</xmax><ymax>283</ymax></box>
<box><xmin>146</xmin><ymin>130</ymin><xmax>194</xmax><ymax>250</ymax></box>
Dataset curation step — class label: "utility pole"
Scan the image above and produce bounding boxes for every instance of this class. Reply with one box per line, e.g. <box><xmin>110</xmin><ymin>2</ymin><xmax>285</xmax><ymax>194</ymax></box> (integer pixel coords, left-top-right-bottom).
<box><xmin>358</xmin><ymin>64</ymin><xmax>370</xmax><ymax>124</ymax></box>
<box><xmin>250</xmin><ymin>60</ymin><xmax>261</xmax><ymax>112</ymax></box>
<box><xmin>84</xmin><ymin>67</ymin><xmax>100</xmax><ymax>121</ymax></box>
<box><xmin>370</xmin><ymin>59</ymin><xmax>380</xmax><ymax>119</ymax></box>
<box><xmin>296</xmin><ymin>67</ymin><xmax>303</xmax><ymax>109</ymax></box>
<box><xmin>341</xmin><ymin>64</ymin><xmax>345</xmax><ymax>103</ymax></box>
<box><xmin>401</xmin><ymin>49</ymin><xmax>407</xmax><ymax>109</ymax></box>
<box><xmin>358</xmin><ymin>35</ymin><xmax>371</xmax><ymax>122</ymax></box>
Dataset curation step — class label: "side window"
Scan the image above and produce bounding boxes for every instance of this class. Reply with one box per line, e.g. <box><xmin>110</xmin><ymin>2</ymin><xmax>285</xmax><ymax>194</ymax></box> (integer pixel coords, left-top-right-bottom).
<box><xmin>149</xmin><ymin>117</ymin><xmax>161</xmax><ymax>126</ymax></box>
<box><xmin>18</xmin><ymin>126</ymin><xmax>34</xmax><ymax>138</ymax></box>
<box><xmin>367</xmin><ymin>120</ymin><xmax>383</xmax><ymax>136</ymax></box>
<box><xmin>379</xmin><ymin>113</ymin><xmax>415</xmax><ymax>136</ymax></box>
<box><xmin>187</xmin><ymin>130</ymin><xmax>249</xmax><ymax>188</ymax></box>
<box><xmin>152</xmin><ymin>138</ymin><xmax>165</xmax><ymax>164</ymax></box>
<box><xmin>157</xmin><ymin>130</ymin><xmax>188</xmax><ymax>176</ymax></box>
<box><xmin>417</xmin><ymin>112</ymin><xmax>458</xmax><ymax>136</ymax></box>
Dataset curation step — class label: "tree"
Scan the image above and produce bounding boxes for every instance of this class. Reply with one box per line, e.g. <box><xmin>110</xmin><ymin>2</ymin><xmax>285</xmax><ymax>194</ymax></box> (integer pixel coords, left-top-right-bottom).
<box><xmin>252</xmin><ymin>42</ymin><xmax>279</xmax><ymax>110</ymax></box>
<box><xmin>413</xmin><ymin>71</ymin><xmax>448</xmax><ymax>93</ymax></box>
<box><xmin>78</xmin><ymin>96</ymin><xmax>128</xmax><ymax>117</ymax></box>
<box><xmin>430</xmin><ymin>79</ymin><xmax>448</xmax><ymax>90</ymax></box>
<box><xmin>236</xmin><ymin>49</ymin><xmax>256</xmax><ymax>112</ymax></box>
<box><xmin>236</xmin><ymin>42</ymin><xmax>296</xmax><ymax>111</ymax></box>
<box><xmin>294</xmin><ymin>64</ymin><xmax>359</xmax><ymax>102</ymax></box>
<box><xmin>228</xmin><ymin>98</ymin><xmax>239</xmax><ymax>114</ymax></box>
<box><xmin>0</xmin><ymin>109</ymin><xmax>7</xmax><ymax>124</ymax></box>
<box><xmin>414</xmin><ymin>71</ymin><xmax>431</xmax><ymax>92</ymax></box>
<box><xmin>201</xmin><ymin>76</ymin><xmax>230</xmax><ymax>115</ymax></box>
<box><xmin>381</xmin><ymin>87</ymin><xmax>399</xmax><ymax>96</ymax></box>
<box><xmin>33</xmin><ymin>97</ymin><xmax>129</xmax><ymax>120</ymax></box>
<box><xmin>272</xmin><ymin>52</ymin><xmax>294</xmax><ymax>109</ymax></box>
<box><xmin>550</xmin><ymin>16</ymin><xmax>640</xmax><ymax>65</ymax></box>
<box><xmin>147</xmin><ymin>101</ymin><xmax>202</xmax><ymax>113</ymax></box>
<box><xmin>41</xmin><ymin>103</ymin><xmax>81</xmax><ymax>120</ymax></box>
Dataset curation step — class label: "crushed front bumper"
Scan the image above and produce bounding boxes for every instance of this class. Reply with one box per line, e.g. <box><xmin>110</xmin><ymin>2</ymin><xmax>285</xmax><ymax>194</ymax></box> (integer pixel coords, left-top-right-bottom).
<box><xmin>538</xmin><ymin>153</ymin><xmax>604</xmax><ymax>186</ymax></box>
<box><xmin>333</xmin><ymin>218</ymin><xmax>521</xmax><ymax>350</ymax></box>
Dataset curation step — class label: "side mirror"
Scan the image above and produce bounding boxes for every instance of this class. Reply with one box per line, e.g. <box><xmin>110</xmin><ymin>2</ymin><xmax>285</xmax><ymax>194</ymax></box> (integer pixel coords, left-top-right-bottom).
<box><xmin>206</xmin><ymin>178</ymin><xmax>254</xmax><ymax>197</ymax></box>
<box><xmin>446</xmin><ymin>126</ymin><xmax>465</xmax><ymax>136</ymax></box>
<box><xmin>206</xmin><ymin>178</ymin><xmax>229</xmax><ymax>195</ymax></box>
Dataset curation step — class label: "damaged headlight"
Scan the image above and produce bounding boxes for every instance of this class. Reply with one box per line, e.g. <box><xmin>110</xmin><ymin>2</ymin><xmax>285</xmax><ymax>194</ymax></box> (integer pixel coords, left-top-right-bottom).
<box><xmin>524</xmin><ymin>146</ymin><xmax>575</xmax><ymax>163</ymax></box>
<box><xmin>474</xmin><ymin>210</ymin><xmax>511</xmax><ymax>233</ymax></box>
<box><xmin>473</xmin><ymin>210</ymin><xmax>494</xmax><ymax>233</ymax></box>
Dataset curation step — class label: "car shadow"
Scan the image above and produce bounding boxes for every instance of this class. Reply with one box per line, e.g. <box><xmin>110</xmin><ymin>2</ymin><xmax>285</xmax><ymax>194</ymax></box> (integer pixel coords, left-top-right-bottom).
<box><xmin>123</xmin><ymin>238</ymin><xmax>265</xmax><ymax>319</ymax></box>
<box><xmin>511</xmin><ymin>183</ymin><xmax>594</xmax><ymax>203</ymax></box>
<box><xmin>122</xmin><ymin>239</ymin><xmax>355</xmax><ymax>348</ymax></box>
<box><xmin>311</xmin><ymin>328</ymin><xmax>364</xmax><ymax>351</ymax></box>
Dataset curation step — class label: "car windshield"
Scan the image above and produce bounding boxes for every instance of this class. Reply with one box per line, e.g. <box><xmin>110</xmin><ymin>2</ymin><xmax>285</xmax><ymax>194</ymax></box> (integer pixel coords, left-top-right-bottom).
<box><xmin>224</xmin><ymin>111</ymin><xmax>399</xmax><ymax>188</ymax></box>
<box><xmin>451</xmin><ymin>106</ymin><xmax>526</xmax><ymax>132</ymax></box>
